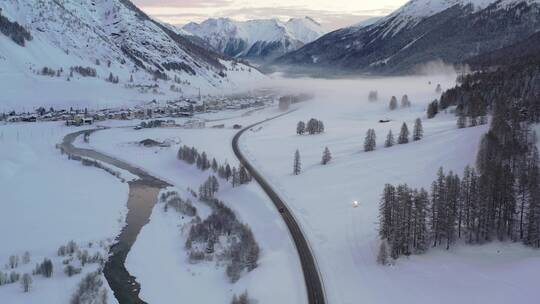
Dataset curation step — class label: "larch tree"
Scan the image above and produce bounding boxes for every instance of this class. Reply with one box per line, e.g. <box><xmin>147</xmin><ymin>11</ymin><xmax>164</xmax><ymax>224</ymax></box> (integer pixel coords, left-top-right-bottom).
<box><xmin>364</xmin><ymin>129</ymin><xmax>377</xmax><ymax>152</ymax></box>
<box><xmin>413</xmin><ymin>118</ymin><xmax>423</xmax><ymax>141</ymax></box>
<box><xmin>389</xmin><ymin>96</ymin><xmax>398</xmax><ymax>110</ymax></box>
<box><xmin>398</xmin><ymin>123</ymin><xmax>409</xmax><ymax>144</ymax></box>
<box><xmin>321</xmin><ymin>147</ymin><xmax>332</xmax><ymax>165</ymax></box>
<box><xmin>385</xmin><ymin>130</ymin><xmax>395</xmax><ymax>147</ymax></box>
<box><xmin>296</xmin><ymin>121</ymin><xmax>305</xmax><ymax>135</ymax></box>
<box><xmin>293</xmin><ymin>149</ymin><xmax>301</xmax><ymax>175</ymax></box>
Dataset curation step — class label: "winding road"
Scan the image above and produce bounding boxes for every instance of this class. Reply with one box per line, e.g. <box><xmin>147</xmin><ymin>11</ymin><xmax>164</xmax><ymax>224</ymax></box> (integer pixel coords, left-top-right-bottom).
<box><xmin>61</xmin><ymin>112</ymin><xmax>326</xmax><ymax>304</ymax></box>
<box><xmin>61</xmin><ymin>129</ymin><xmax>170</xmax><ymax>304</ymax></box>
<box><xmin>232</xmin><ymin>112</ymin><xmax>327</xmax><ymax>304</ymax></box>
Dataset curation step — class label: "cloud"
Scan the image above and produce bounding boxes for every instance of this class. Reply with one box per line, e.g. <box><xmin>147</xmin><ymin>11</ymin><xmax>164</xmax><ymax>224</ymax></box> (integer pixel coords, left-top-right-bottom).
<box><xmin>134</xmin><ymin>0</ymin><xmax>403</xmax><ymax>30</ymax></box>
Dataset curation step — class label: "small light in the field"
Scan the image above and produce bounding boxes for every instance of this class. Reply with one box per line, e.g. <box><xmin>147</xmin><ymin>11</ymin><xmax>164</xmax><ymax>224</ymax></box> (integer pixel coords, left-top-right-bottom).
<box><xmin>352</xmin><ymin>201</ymin><xmax>359</xmax><ymax>208</ymax></box>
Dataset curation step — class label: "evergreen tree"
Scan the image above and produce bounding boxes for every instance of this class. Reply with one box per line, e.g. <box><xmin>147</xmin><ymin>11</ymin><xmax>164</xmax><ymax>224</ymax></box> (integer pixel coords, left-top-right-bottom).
<box><xmin>413</xmin><ymin>118</ymin><xmax>423</xmax><ymax>141</ymax></box>
<box><xmin>293</xmin><ymin>150</ymin><xmax>301</xmax><ymax>175</ymax></box>
<box><xmin>385</xmin><ymin>130</ymin><xmax>395</xmax><ymax>147</ymax></box>
<box><xmin>296</xmin><ymin>121</ymin><xmax>305</xmax><ymax>135</ymax></box>
<box><xmin>364</xmin><ymin>129</ymin><xmax>376</xmax><ymax>152</ymax></box>
<box><xmin>398</xmin><ymin>123</ymin><xmax>409</xmax><ymax>144</ymax></box>
<box><xmin>427</xmin><ymin>100</ymin><xmax>439</xmax><ymax>118</ymax></box>
<box><xmin>401</xmin><ymin>95</ymin><xmax>411</xmax><ymax>107</ymax></box>
<box><xmin>211</xmin><ymin>158</ymin><xmax>218</xmax><ymax>172</ymax></box>
<box><xmin>321</xmin><ymin>147</ymin><xmax>332</xmax><ymax>165</ymax></box>
<box><xmin>457</xmin><ymin>115</ymin><xmax>467</xmax><ymax>128</ymax></box>
<box><xmin>377</xmin><ymin>240</ymin><xmax>389</xmax><ymax>265</ymax></box>
<box><xmin>389</xmin><ymin>96</ymin><xmax>398</xmax><ymax>110</ymax></box>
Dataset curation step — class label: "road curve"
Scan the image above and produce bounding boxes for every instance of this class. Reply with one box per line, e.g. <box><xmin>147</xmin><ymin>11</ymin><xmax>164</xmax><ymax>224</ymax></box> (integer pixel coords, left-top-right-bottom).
<box><xmin>232</xmin><ymin>112</ymin><xmax>327</xmax><ymax>304</ymax></box>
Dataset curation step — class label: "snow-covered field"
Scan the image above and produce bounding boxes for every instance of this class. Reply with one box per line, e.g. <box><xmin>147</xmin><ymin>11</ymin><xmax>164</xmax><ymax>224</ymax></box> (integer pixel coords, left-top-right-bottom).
<box><xmin>2</xmin><ymin>73</ymin><xmax>539</xmax><ymax>304</ymax></box>
<box><xmin>84</xmin><ymin>107</ymin><xmax>306</xmax><ymax>304</ymax></box>
<box><xmin>0</xmin><ymin>122</ymin><xmax>127</xmax><ymax>303</ymax></box>
<box><xmin>238</xmin><ymin>75</ymin><xmax>540</xmax><ymax>304</ymax></box>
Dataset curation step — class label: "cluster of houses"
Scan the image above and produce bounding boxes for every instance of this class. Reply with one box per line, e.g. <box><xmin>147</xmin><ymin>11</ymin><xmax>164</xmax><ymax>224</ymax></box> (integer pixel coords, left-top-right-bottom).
<box><xmin>1</xmin><ymin>93</ymin><xmax>275</xmax><ymax>126</ymax></box>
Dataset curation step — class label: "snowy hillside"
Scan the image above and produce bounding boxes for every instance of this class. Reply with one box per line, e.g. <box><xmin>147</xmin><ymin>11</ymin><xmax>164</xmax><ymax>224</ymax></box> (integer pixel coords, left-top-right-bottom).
<box><xmin>0</xmin><ymin>0</ymin><xmax>265</xmax><ymax>110</ymax></box>
<box><xmin>182</xmin><ymin>17</ymin><xmax>326</xmax><ymax>62</ymax></box>
<box><xmin>275</xmin><ymin>0</ymin><xmax>540</xmax><ymax>74</ymax></box>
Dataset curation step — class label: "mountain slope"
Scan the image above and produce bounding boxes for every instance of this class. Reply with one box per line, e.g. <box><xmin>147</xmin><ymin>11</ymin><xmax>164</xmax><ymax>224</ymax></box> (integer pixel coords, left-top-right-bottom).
<box><xmin>183</xmin><ymin>17</ymin><xmax>325</xmax><ymax>62</ymax></box>
<box><xmin>275</xmin><ymin>0</ymin><xmax>540</xmax><ymax>74</ymax></box>
<box><xmin>0</xmin><ymin>0</ymin><xmax>264</xmax><ymax>108</ymax></box>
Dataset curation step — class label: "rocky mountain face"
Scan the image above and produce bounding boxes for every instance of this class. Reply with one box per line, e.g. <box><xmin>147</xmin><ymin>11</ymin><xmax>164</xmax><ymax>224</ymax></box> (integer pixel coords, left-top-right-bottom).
<box><xmin>0</xmin><ymin>0</ymin><xmax>263</xmax><ymax>94</ymax></box>
<box><xmin>182</xmin><ymin>17</ymin><xmax>325</xmax><ymax>62</ymax></box>
<box><xmin>274</xmin><ymin>0</ymin><xmax>540</xmax><ymax>75</ymax></box>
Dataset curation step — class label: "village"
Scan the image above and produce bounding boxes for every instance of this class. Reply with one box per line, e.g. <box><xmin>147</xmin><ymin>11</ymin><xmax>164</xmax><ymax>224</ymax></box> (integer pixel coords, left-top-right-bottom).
<box><xmin>0</xmin><ymin>93</ymin><xmax>274</xmax><ymax>127</ymax></box>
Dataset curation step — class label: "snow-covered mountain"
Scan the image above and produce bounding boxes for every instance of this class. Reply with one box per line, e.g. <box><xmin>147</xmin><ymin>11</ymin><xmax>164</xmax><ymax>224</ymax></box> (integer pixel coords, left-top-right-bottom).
<box><xmin>182</xmin><ymin>17</ymin><xmax>326</xmax><ymax>62</ymax></box>
<box><xmin>0</xmin><ymin>0</ymin><xmax>265</xmax><ymax>109</ymax></box>
<box><xmin>275</xmin><ymin>0</ymin><xmax>540</xmax><ymax>74</ymax></box>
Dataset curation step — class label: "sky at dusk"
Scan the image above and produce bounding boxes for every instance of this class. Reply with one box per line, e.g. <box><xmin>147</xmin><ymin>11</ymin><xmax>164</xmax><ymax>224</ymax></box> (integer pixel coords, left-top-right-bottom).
<box><xmin>133</xmin><ymin>0</ymin><xmax>409</xmax><ymax>30</ymax></box>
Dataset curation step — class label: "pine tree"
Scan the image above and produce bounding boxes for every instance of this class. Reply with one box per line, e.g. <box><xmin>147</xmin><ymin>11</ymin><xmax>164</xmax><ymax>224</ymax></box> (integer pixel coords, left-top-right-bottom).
<box><xmin>413</xmin><ymin>189</ymin><xmax>429</xmax><ymax>253</ymax></box>
<box><xmin>231</xmin><ymin>167</ymin><xmax>239</xmax><ymax>187</ymax></box>
<box><xmin>427</xmin><ymin>100</ymin><xmax>439</xmax><ymax>118</ymax></box>
<box><xmin>413</xmin><ymin>118</ymin><xmax>423</xmax><ymax>141</ymax></box>
<box><xmin>401</xmin><ymin>95</ymin><xmax>411</xmax><ymax>107</ymax></box>
<box><xmin>385</xmin><ymin>130</ymin><xmax>395</xmax><ymax>147</ymax></box>
<box><xmin>364</xmin><ymin>129</ymin><xmax>376</xmax><ymax>151</ymax></box>
<box><xmin>389</xmin><ymin>96</ymin><xmax>398</xmax><ymax>110</ymax></box>
<box><xmin>377</xmin><ymin>240</ymin><xmax>389</xmax><ymax>265</ymax></box>
<box><xmin>398</xmin><ymin>123</ymin><xmax>409</xmax><ymax>144</ymax></box>
<box><xmin>457</xmin><ymin>115</ymin><xmax>467</xmax><ymax>128</ymax></box>
<box><xmin>293</xmin><ymin>150</ymin><xmax>301</xmax><ymax>175</ymax></box>
<box><xmin>296</xmin><ymin>121</ymin><xmax>305</xmax><ymax>135</ymax></box>
<box><xmin>321</xmin><ymin>147</ymin><xmax>331</xmax><ymax>165</ymax></box>
<box><xmin>211</xmin><ymin>158</ymin><xmax>218</xmax><ymax>172</ymax></box>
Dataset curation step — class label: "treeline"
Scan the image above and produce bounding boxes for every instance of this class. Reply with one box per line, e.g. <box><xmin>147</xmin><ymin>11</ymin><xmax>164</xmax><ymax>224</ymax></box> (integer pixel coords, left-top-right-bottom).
<box><xmin>296</xmin><ymin>118</ymin><xmax>324</xmax><ymax>135</ymax></box>
<box><xmin>0</xmin><ymin>11</ymin><xmax>32</xmax><ymax>46</ymax></box>
<box><xmin>177</xmin><ymin>145</ymin><xmax>251</xmax><ymax>187</ymax></box>
<box><xmin>439</xmin><ymin>58</ymin><xmax>540</xmax><ymax>122</ymax></box>
<box><xmin>379</xmin><ymin>67</ymin><xmax>540</xmax><ymax>263</ymax></box>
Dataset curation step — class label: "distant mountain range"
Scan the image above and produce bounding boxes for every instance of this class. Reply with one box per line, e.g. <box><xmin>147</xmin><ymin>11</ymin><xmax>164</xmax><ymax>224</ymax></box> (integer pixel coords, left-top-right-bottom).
<box><xmin>182</xmin><ymin>17</ymin><xmax>326</xmax><ymax>62</ymax></box>
<box><xmin>0</xmin><ymin>0</ymin><xmax>263</xmax><ymax>104</ymax></box>
<box><xmin>274</xmin><ymin>0</ymin><xmax>540</xmax><ymax>74</ymax></box>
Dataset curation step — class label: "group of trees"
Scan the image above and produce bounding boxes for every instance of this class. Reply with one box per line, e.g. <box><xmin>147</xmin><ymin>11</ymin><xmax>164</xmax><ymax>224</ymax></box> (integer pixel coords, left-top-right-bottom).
<box><xmin>389</xmin><ymin>95</ymin><xmax>411</xmax><ymax>110</ymax></box>
<box><xmin>106</xmin><ymin>72</ymin><xmax>119</xmax><ymax>84</ymax></box>
<box><xmin>199</xmin><ymin>175</ymin><xmax>220</xmax><ymax>200</ymax></box>
<box><xmin>294</xmin><ymin>146</ymin><xmax>334</xmax><ymax>175</ymax></box>
<box><xmin>231</xmin><ymin>291</ymin><xmax>255</xmax><ymax>304</ymax></box>
<box><xmin>0</xmin><ymin>11</ymin><xmax>32</xmax><ymax>46</ymax></box>
<box><xmin>186</xmin><ymin>197</ymin><xmax>260</xmax><ymax>283</ymax></box>
<box><xmin>0</xmin><ymin>252</ymin><xmax>31</xmax><ymax>291</ymax></box>
<box><xmin>70</xmin><ymin>271</ymin><xmax>108</xmax><ymax>304</ymax></box>
<box><xmin>70</xmin><ymin>66</ymin><xmax>97</xmax><ymax>78</ymax></box>
<box><xmin>378</xmin><ymin>98</ymin><xmax>540</xmax><ymax>263</ymax></box>
<box><xmin>456</xmin><ymin>114</ymin><xmax>488</xmax><ymax>128</ymax></box>
<box><xmin>296</xmin><ymin>118</ymin><xmax>325</xmax><ymax>135</ymax></box>
<box><xmin>368</xmin><ymin>119</ymin><xmax>424</xmax><ymax>151</ymax></box>
<box><xmin>177</xmin><ymin>145</ymin><xmax>251</xmax><ymax>188</ymax></box>
<box><xmin>160</xmin><ymin>191</ymin><xmax>197</xmax><ymax>216</ymax></box>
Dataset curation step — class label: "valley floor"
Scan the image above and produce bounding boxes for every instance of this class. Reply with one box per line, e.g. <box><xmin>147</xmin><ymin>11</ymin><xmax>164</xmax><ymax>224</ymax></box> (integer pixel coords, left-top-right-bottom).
<box><xmin>240</xmin><ymin>75</ymin><xmax>540</xmax><ymax>304</ymax></box>
<box><xmin>1</xmin><ymin>73</ymin><xmax>539</xmax><ymax>304</ymax></box>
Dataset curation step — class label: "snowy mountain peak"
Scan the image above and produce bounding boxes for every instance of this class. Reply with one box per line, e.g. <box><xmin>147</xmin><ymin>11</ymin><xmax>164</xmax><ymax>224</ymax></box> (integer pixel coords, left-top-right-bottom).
<box><xmin>182</xmin><ymin>17</ymin><xmax>326</xmax><ymax>61</ymax></box>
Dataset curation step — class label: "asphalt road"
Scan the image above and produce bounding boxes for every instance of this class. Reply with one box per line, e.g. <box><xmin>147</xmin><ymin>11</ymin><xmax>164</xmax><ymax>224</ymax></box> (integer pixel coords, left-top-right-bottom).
<box><xmin>232</xmin><ymin>112</ymin><xmax>327</xmax><ymax>304</ymax></box>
